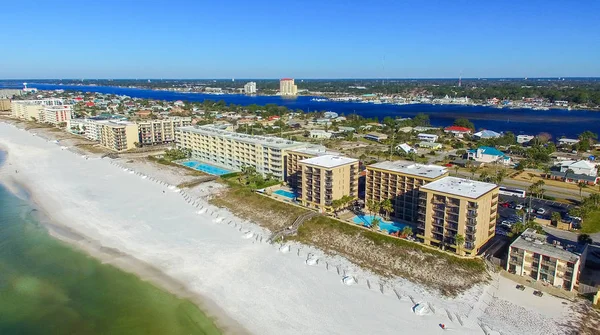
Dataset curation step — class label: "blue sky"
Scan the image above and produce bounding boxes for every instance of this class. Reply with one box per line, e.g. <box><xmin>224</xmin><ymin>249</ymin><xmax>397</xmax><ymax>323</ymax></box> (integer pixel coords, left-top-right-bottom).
<box><xmin>1</xmin><ymin>0</ymin><xmax>599</xmax><ymax>79</ymax></box>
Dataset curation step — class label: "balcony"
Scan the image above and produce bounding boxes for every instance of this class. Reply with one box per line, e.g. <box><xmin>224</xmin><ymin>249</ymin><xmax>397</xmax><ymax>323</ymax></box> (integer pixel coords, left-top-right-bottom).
<box><xmin>466</xmin><ymin>226</ymin><xmax>477</xmax><ymax>234</ymax></box>
<box><xmin>468</xmin><ymin>202</ymin><xmax>479</xmax><ymax>209</ymax></box>
<box><xmin>467</xmin><ymin>211</ymin><xmax>478</xmax><ymax>218</ymax></box>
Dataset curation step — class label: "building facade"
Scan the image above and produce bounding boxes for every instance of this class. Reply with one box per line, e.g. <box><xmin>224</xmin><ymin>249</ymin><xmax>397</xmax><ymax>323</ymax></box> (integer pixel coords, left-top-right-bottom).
<box><xmin>11</xmin><ymin>98</ymin><xmax>67</xmax><ymax>121</ymax></box>
<box><xmin>43</xmin><ymin>105</ymin><xmax>73</xmax><ymax>125</ymax></box>
<box><xmin>98</xmin><ymin>120</ymin><xmax>139</xmax><ymax>151</ymax></box>
<box><xmin>365</xmin><ymin>161</ymin><xmax>448</xmax><ymax>223</ymax></box>
<box><xmin>176</xmin><ymin>125</ymin><xmax>306</xmax><ymax>180</ymax></box>
<box><xmin>286</xmin><ymin>146</ymin><xmax>340</xmax><ymax>189</ymax></box>
<box><xmin>298</xmin><ymin>155</ymin><xmax>359</xmax><ymax>212</ymax></box>
<box><xmin>279</xmin><ymin>78</ymin><xmax>298</xmax><ymax>96</ymax></box>
<box><xmin>507</xmin><ymin>229</ymin><xmax>586</xmax><ymax>291</ymax></box>
<box><xmin>244</xmin><ymin>82</ymin><xmax>257</xmax><ymax>94</ymax></box>
<box><xmin>418</xmin><ymin>177</ymin><xmax>499</xmax><ymax>255</ymax></box>
<box><xmin>137</xmin><ymin>117</ymin><xmax>192</xmax><ymax>146</ymax></box>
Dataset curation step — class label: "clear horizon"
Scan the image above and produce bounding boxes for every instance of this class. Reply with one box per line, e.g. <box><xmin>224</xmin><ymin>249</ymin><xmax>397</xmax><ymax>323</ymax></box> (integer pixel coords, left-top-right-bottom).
<box><xmin>2</xmin><ymin>0</ymin><xmax>599</xmax><ymax>79</ymax></box>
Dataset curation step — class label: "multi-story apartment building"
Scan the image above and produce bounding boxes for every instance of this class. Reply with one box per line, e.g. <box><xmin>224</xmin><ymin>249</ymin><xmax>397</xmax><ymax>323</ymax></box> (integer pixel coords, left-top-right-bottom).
<box><xmin>137</xmin><ymin>117</ymin><xmax>192</xmax><ymax>146</ymax></box>
<box><xmin>11</xmin><ymin>98</ymin><xmax>66</xmax><ymax>121</ymax></box>
<box><xmin>286</xmin><ymin>146</ymin><xmax>340</xmax><ymax>189</ymax></box>
<box><xmin>68</xmin><ymin>118</ymin><xmax>102</xmax><ymax>141</ymax></box>
<box><xmin>298</xmin><ymin>155</ymin><xmax>359</xmax><ymax>212</ymax></box>
<box><xmin>507</xmin><ymin>228</ymin><xmax>587</xmax><ymax>291</ymax></box>
<box><xmin>43</xmin><ymin>105</ymin><xmax>73</xmax><ymax>125</ymax></box>
<box><xmin>417</xmin><ymin>177</ymin><xmax>499</xmax><ymax>255</ymax></box>
<box><xmin>176</xmin><ymin>125</ymin><xmax>306</xmax><ymax>180</ymax></box>
<box><xmin>279</xmin><ymin>78</ymin><xmax>298</xmax><ymax>96</ymax></box>
<box><xmin>244</xmin><ymin>82</ymin><xmax>257</xmax><ymax>94</ymax></box>
<box><xmin>97</xmin><ymin>120</ymin><xmax>139</xmax><ymax>151</ymax></box>
<box><xmin>365</xmin><ymin>161</ymin><xmax>448</xmax><ymax>223</ymax></box>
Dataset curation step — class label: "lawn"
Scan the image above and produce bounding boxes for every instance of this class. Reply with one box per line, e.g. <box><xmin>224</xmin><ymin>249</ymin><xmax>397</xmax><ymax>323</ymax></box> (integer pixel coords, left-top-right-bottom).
<box><xmin>580</xmin><ymin>210</ymin><xmax>600</xmax><ymax>234</ymax></box>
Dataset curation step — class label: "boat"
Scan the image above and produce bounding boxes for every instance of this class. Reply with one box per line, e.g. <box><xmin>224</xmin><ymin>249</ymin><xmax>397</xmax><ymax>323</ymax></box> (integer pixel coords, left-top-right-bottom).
<box><xmin>310</xmin><ymin>98</ymin><xmax>328</xmax><ymax>102</ymax></box>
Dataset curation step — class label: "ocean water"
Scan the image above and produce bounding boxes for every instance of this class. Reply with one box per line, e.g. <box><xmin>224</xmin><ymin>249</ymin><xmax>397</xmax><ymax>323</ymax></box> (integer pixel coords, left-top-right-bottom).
<box><xmin>0</xmin><ymin>152</ymin><xmax>221</xmax><ymax>335</ymax></box>
<box><xmin>13</xmin><ymin>83</ymin><xmax>600</xmax><ymax>138</ymax></box>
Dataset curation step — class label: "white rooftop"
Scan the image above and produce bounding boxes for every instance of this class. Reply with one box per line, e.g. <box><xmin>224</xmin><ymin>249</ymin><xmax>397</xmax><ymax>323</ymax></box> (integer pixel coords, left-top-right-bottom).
<box><xmin>369</xmin><ymin>160</ymin><xmax>447</xmax><ymax>179</ymax></box>
<box><xmin>300</xmin><ymin>155</ymin><xmax>358</xmax><ymax>168</ymax></box>
<box><xmin>420</xmin><ymin>176</ymin><xmax>497</xmax><ymax>199</ymax></box>
<box><xmin>511</xmin><ymin>229</ymin><xmax>583</xmax><ymax>263</ymax></box>
<box><xmin>178</xmin><ymin>125</ymin><xmax>305</xmax><ymax>149</ymax></box>
<box><xmin>290</xmin><ymin>145</ymin><xmax>340</xmax><ymax>156</ymax></box>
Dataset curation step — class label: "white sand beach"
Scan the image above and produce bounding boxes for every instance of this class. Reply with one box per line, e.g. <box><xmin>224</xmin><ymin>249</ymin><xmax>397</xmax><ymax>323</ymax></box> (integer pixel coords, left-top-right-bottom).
<box><xmin>0</xmin><ymin>122</ymin><xmax>582</xmax><ymax>335</ymax></box>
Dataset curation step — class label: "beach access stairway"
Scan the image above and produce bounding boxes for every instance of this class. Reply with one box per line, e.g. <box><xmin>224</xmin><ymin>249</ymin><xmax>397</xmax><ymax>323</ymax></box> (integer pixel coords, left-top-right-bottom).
<box><xmin>268</xmin><ymin>211</ymin><xmax>319</xmax><ymax>243</ymax></box>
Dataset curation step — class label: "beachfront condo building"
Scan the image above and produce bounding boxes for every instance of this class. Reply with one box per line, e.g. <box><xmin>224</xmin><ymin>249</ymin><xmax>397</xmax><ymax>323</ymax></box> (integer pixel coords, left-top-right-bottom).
<box><xmin>68</xmin><ymin>118</ymin><xmax>102</xmax><ymax>141</ymax></box>
<box><xmin>286</xmin><ymin>146</ymin><xmax>340</xmax><ymax>189</ymax></box>
<box><xmin>279</xmin><ymin>78</ymin><xmax>298</xmax><ymax>96</ymax></box>
<box><xmin>176</xmin><ymin>125</ymin><xmax>306</xmax><ymax>180</ymax></box>
<box><xmin>507</xmin><ymin>228</ymin><xmax>587</xmax><ymax>291</ymax></box>
<box><xmin>365</xmin><ymin>161</ymin><xmax>448</xmax><ymax>224</ymax></box>
<box><xmin>11</xmin><ymin>98</ymin><xmax>67</xmax><ymax>121</ymax></box>
<box><xmin>43</xmin><ymin>105</ymin><xmax>73</xmax><ymax>126</ymax></box>
<box><xmin>244</xmin><ymin>82</ymin><xmax>257</xmax><ymax>94</ymax></box>
<box><xmin>137</xmin><ymin>117</ymin><xmax>192</xmax><ymax>146</ymax></box>
<box><xmin>298</xmin><ymin>155</ymin><xmax>359</xmax><ymax>212</ymax></box>
<box><xmin>97</xmin><ymin>120</ymin><xmax>139</xmax><ymax>152</ymax></box>
<box><xmin>417</xmin><ymin>177</ymin><xmax>499</xmax><ymax>255</ymax></box>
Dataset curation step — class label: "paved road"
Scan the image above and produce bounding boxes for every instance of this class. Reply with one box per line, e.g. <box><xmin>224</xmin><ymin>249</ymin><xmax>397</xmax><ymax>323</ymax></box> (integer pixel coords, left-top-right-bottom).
<box><xmin>454</xmin><ymin>170</ymin><xmax>592</xmax><ymax>201</ymax></box>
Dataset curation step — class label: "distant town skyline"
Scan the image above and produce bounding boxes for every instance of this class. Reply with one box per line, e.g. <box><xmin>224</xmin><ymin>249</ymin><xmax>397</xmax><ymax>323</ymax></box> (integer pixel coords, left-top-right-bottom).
<box><xmin>2</xmin><ymin>0</ymin><xmax>599</xmax><ymax>79</ymax></box>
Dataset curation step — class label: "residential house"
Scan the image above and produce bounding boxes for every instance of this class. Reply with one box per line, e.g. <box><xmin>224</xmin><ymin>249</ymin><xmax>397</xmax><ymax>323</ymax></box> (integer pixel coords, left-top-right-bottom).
<box><xmin>364</xmin><ymin>132</ymin><xmax>388</xmax><ymax>142</ymax></box>
<box><xmin>418</xmin><ymin>133</ymin><xmax>439</xmax><ymax>142</ymax></box>
<box><xmin>517</xmin><ymin>135</ymin><xmax>535</xmax><ymax>144</ymax></box>
<box><xmin>473</xmin><ymin>130</ymin><xmax>501</xmax><ymax>140</ymax></box>
<box><xmin>309</xmin><ymin>130</ymin><xmax>334</xmax><ymax>139</ymax></box>
<box><xmin>418</xmin><ymin>142</ymin><xmax>442</xmax><ymax>150</ymax></box>
<box><xmin>396</xmin><ymin>143</ymin><xmax>416</xmax><ymax>154</ymax></box>
<box><xmin>467</xmin><ymin>146</ymin><xmax>511</xmax><ymax>165</ymax></box>
<box><xmin>444</xmin><ymin>126</ymin><xmax>472</xmax><ymax>138</ymax></box>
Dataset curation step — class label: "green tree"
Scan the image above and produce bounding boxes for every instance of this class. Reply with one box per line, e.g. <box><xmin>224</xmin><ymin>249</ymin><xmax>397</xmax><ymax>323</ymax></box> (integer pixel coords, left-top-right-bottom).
<box><xmin>402</xmin><ymin>226</ymin><xmax>413</xmax><ymax>237</ymax></box>
<box><xmin>371</xmin><ymin>217</ymin><xmax>381</xmax><ymax>230</ymax></box>
<box><xmin>495</xmin><ymin>169</ymin><xmax>507</xmax><ymax>185</ymax></box>
<box><xmin>380</xmin><ymin>199</ymin><xmax>393</xmax><ymax>220</ymax></box>
<box><xmin>551</xmin><ymin>212</ymin><xmax>562</xmax><ymax>225</ymax></box>
<box><xmin>577</xmin><ymin>181</ymin><xmax>587</xmax><ymax>200</ymax></box>
<box><xmin>453</xmin><ymin>118</ymin><xmax>475</xmax><ymax>130</ymax></box>
<box><xmin>454</xmin><ymin>234</ymin><xmax>465</xmax><ymax>255</ymax></box>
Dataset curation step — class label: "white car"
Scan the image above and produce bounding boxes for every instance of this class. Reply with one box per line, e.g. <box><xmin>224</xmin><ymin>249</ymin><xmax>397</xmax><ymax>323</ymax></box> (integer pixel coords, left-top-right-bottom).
<box><xmin>537</xmin><ymin>208</ymin><xmax>546</xmax><ymax>215</ymax></box>
<box><xmin>515</xmin><ymin>204</ymin><xmax>524</xmax><ymax>210</ymax></box>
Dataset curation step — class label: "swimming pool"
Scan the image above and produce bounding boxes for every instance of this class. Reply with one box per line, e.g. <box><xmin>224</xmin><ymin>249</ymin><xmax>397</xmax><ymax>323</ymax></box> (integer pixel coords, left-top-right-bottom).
<box><xmin>180</xmin><ymin>160</ymin><xmax>232</xmax><ymax>176</ymax></box>
<box><xmin>352</xmin><ymin>215</ymin><xmax>409</xmax><ymax>233</ymax></box>
<box><xmin>274</xmin><ymin>189</ymin><xmax>296</xmax><ymax>199</ymax></box>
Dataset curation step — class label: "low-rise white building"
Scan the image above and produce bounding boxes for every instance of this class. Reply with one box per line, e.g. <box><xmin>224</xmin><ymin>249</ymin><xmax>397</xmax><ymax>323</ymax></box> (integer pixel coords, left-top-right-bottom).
<box><xmin>417</xmin><ymin>133</ymin><xmax>438</xmax><ymax>142</ymax></box>
<box><xmin>556</xmin><ymin>160</ymin><xmax>598</xmax><ymax>176</ymax></box>
<box><xmin>309</xmin><ymin>129</ymin><xmax>333</xmax><ymax>139</ymax></box>
<box><xmin>558</xmin><ymin>138</ymin><xmax>580</xmax><ymax>146</ymax></box>
<box><xmin>396</xmin><ymin>143</ymin><xmax>415</xmax><ymax>154</ymax></box>
<box><xmin>517</xmin><ymin>135</ymin><xmax>535</xmax><ymax>144</ymax></box>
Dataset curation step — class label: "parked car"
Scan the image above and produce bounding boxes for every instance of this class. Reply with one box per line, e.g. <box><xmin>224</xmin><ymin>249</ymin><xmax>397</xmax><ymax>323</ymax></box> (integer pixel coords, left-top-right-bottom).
<box><xmin>516</xmin><ymin>285</ymin><xmax>526</xmax><ymax>291</ymax></box>
<box><xmin>525</xmin><ymin>208</ymin><xmax>535</xmax><ymax>214</ymax></box>
<box><xmin>500</xmin><ymin>202</ymin><xmax>510</xmax><ymax>208</ymax></box>
<box><xmin>515</xmin><ymin>204</ymin><xmax>524</xmax><ymax>210</ymax></box>
<box><xmin>537</xmin><ymin>208</ymin><xmax>546</xmax><ymax>215</ymax></box>
<box><xmin>533</xmin><ymin>290</ymin><xmax>544</xmax><ymax>297</ymax></box>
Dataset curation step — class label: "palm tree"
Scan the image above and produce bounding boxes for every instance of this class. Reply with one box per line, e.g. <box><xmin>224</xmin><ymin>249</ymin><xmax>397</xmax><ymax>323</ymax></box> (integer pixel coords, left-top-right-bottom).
<box><xmin>454</xmin><ymin>234</ymin><xmax>465</xmax><ymax>255</ymax></box>
<box><xmin>564</xmin><ymin>168</ymin><xmax>574</xmax><ymax>181</ymax></box>
<box><xmin>454</xmin><ymin>165</ymin><xmax>460</xmax><ymax>177</ymax></box>
<box><xmin>366</xmin><ymin>199</ymin><xmax>380</xmax><ymax>220</ymax></box>
<box><xmin>380</xmin><ymin>199</ymin><xmax>393</xmax><ymax>220</ymax></box>
<box><xmin>401</xmin><ymin>226</ymin><xmax>413</xmax><ymax>237</ymax></box>
<box><xmin>469</xmin><ymin>166</ymin><xmax>478</xmax><ymax>180</ymax></box>
<box><xmin>541</xmin><ymin>165</ymin><xmax>550</xmax><ymax>179</ymax></box>
<box><xmin>495</xmin><ymin>169</ymin><xmax>507</xmax><ymax>185</ymax></box>
<box><xmin>371</xmin><ymin>217</ymin><xmax>381</xmax><ymax>230</ymax></box>
<box><xmin>551</xmin><ymin>212</ymin><xmax>562</xmax><ymax>225</ymax></box>
<box><xmin>331</xmin><ymin>199</ymin><xmax>341</xmax><ymax>217</ymax></box>
<box><xmin>577</xmin><ymin>181</ymin><xmax>587</xmax><ymax>200</ymax></box>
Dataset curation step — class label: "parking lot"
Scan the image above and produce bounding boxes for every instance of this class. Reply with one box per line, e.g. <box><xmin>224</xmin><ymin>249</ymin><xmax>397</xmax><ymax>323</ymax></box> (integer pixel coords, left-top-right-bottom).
<box><xmin>495</xmin><ymin>195</ymin><xmax>575</xmax><ymax>236</ymax></box>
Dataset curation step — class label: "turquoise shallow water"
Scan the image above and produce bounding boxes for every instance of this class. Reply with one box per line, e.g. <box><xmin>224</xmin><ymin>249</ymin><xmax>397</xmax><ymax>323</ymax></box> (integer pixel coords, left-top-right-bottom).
<box><xmin>0</xmin><ymin>151</ymin><xmax>222</xmax><ymax>335</ymax></box>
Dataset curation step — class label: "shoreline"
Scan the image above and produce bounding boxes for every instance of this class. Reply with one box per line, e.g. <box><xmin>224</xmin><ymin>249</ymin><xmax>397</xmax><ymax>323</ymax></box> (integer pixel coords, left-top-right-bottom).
<box><xmin>0</xmin><ymin>148</ymin><xmax>249</xmax><ymax>335</ymax></box>
<box><xmin>0</xmin><ymin>121</ymin><xmax>584</xmax><ymax>335</ymax></box>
